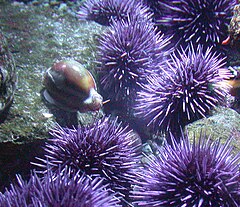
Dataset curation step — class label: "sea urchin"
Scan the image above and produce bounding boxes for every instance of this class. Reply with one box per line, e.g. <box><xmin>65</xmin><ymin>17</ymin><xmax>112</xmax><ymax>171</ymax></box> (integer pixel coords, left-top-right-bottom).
<box><xmin>0</xmin><ymin>170</ymin><xmax>119</xmax><ymax>207</ymax></box>
<box><xmin>134</xmin><ymin>44</ymin><xmax>231</xmax><ymax>139</ymax></box>
<box><xmin>157</xmin><ymin>0</ymin><xmax>235</xmax><ymax>47</ymax></box>
<box><xmin>97</xmin><ymin>16</ymin><xmax>171</xmax><ymax>106</ymax></box>
<box><xmin>78</xmin><ymin>0</ymin><xmax>152</xmax><ymax>26</ymax></box>
<box><xmin>35</xmin><ymin>116</ymin><xmax>141</xmax><ymax>200</ymax></box>
<box><xmin>132</xmin><ymin>133</ymin><xmax>240</xmax><ymax>206</ymax></box>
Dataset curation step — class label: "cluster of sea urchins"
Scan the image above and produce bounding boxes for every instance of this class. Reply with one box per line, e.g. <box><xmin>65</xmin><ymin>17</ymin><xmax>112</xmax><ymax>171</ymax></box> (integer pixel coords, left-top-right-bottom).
<box><xmin>150</xmin><ymin>0</ymin><xmax>236</xmax><ymax>48</ymax></box>
<box><xmin>132</xmin><ymin>133</ymin><xmax>240</xmax><ymax>206</ymax></box>
<box><xmin>35</xmin><ymin>116</ymin><xmax>141</xmax><ymax>202</ymax></box>
<box><xmin>78</xmin><ymin>0</ymin><xmax>152</xmax><ymax>26</ymax></box>
<box><xmin>0</xmin><ymin>170</ymin><xmax>119</xmax><ymax>207</ymax></box>
<box><xmin>97</xmin><ymin>15</ymin><xmax>171</xmax><ymax>107</ymax></box>
<box><xmin>134</xmin><ymin>44</ymin><xmax>231</xmax><ymax>141</ymax></box>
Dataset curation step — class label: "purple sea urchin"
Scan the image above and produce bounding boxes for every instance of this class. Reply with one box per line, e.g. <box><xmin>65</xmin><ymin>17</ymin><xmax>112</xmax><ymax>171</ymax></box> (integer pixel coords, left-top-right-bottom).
<box><xmin>132</xmin><ymin>133</ymin><xmax>240</xmax><ymax>206</ymax></box>
<box><xmin>36</xmin><ymin>116</ymin><xmax>141</xmax><ymax>200</ymax></box>
<box><xmin>0</xmin><ymin>171</ymin><xmax>119</xmax><ymax>207</ymax></box>
<box><xmin>157</xmin><ymin>0</ymin><xmax>235</xmax><ymax>47</ymax></box>
<box><xmin>78</xmin><ymin>0</ymin><xmax>152</xmax><ymax>26</ymax></box>
<box><xmin>141</xmin><ymin>0</ymin><xmax>170</xmax><ymax>24</ymax></box>
<box><xmin>135</xmin><ymin>45</ymin><xmax>231</xmax><ymax>139</ymax></box>
<box><xmin>97</xmin><ymin>16</ymin><xmax>171</xmax><ymax>106</ymax></box>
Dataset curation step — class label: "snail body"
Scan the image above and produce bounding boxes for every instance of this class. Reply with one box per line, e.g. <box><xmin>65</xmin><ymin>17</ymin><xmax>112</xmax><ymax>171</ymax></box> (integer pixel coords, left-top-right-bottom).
<box><xmin>43</xmin><ymin>60</ymin><xmax>103</xmax><ymax>112</ymax></box>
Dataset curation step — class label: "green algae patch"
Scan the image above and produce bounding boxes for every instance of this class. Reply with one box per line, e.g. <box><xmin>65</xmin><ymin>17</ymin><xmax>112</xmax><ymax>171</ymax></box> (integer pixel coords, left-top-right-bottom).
<box><xmin>186</xmin><ymin>106</ymin><xmax>240</xmax><ymax>155</ymax></box>
<box><xmin>0</xmin><ymin>2</ymin><xmax>104</xmax><ymax>143</ymax></box>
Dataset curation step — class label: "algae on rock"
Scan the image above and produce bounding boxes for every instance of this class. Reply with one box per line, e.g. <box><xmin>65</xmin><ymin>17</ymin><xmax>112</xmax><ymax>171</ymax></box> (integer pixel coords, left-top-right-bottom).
<box><xmin>0</xmin><ymin>30</ymin><xmax>17</xmax><ymax>124</ymax></box>
<box><xmin>186</xmin><ymin>107</ymin><xmax>240</xmax><ymax>155</ymax></box>
<box><xmin>0</xmin><ymin>2</ymin><xmax>104</xmax><ymax>143</ymax></box>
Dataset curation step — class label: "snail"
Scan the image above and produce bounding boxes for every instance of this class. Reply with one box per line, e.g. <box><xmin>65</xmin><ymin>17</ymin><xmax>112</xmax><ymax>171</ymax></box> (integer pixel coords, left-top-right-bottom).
<box><xmin>42</xmin><ymin>60</ymin><xmax>103</xmax><ymax>112</ymax></box>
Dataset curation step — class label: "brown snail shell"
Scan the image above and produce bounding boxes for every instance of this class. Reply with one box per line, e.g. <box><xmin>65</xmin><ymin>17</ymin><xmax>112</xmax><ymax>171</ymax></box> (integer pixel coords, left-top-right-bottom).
<box><xmin>42</xmin><ymin>60</ymin><xmax>103</xmax><ymax>112</ymax></box>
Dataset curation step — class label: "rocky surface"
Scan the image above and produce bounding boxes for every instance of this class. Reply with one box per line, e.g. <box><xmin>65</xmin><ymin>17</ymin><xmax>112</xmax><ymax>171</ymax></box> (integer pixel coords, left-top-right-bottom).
<box><xmin>226</xmin><ymin>2</ymin><xmax>240</xmax><ymax>66</ymax></box>
<box><xmin>0</xmin><ymin>1</ymin><xmax>104</xmax><ymax>191</ymax></box>
<box><xmin>0</xmin><ymin>31</ymin><xmax>16</xmax><ymax>124</ymax></box>
<box><xmin>0</xmin><ymin>1</ymin><xmax>104</xmax><ymax>143</ymax></box>
<box><xmin>187</xmin><ymin>107</ymin><xmax>240</xmax><ymax>155</ymax></box>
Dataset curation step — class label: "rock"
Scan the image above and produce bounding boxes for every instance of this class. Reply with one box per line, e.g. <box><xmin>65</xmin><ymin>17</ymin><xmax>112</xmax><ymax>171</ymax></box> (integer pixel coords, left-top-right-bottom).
<box><xmin>186</xmin><ymin>106</ymin><xmax>240</xmax><ymax>155</ymax></box>
<box><xmin>0</xmin><ymin>30</ymin><xmax>17</xmax><ymax>123</ymax></box>
<box><xmin>0</xmin><ymin>2</ymin><xmax>105</xmax><ymax>143</ymax></box>
<box><xmin>229</xmin><ymin>4</ymin><xmax>240</xmax><ymax>44</ymax></box>
<box><xmin>225</xmin><ymin>3</ymin><xmax>240</xmax><ymax>66</ymax></box>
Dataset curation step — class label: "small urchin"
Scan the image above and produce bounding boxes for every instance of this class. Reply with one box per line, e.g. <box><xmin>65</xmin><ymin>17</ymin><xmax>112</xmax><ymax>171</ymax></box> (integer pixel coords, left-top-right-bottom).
<box><xmin>35</xmin><ymin>116</ymin><xmax>142</xmax><ymax>200</ymax></box>
<box><xmin>156</xmin><ymin>0</ymin><xmax>235</xmax><ymax>48</ymax></box>
<box><xmin>134</xmin><ymin>44</ymin><xmax>231</xmax><ymax>140</ymax></box>
<box><xmin>132</xmin><ymin>133</ymin><xmax>240</xmax><ymax>206</ymax></box>
<box><xmin>78</xmin><ymin>0</ymin><xmax>152</xmax><ymax>26</ymax></box>
<box><xmin>0</xmin><ymin>170</ymin><xmax>119</xmax><ymax>207</ymax></box>
<box><xmin>97</xmin><ymin>16</ymin><xmax>171</xmax><ymax>106</ymax></box>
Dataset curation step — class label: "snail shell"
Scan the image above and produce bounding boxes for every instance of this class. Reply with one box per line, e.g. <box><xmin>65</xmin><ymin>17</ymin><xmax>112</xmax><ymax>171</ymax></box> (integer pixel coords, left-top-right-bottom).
<box><xmin>42</xmin><ymin>60</ymin><xmax>103</xmax><ymax>112</ymax></box>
